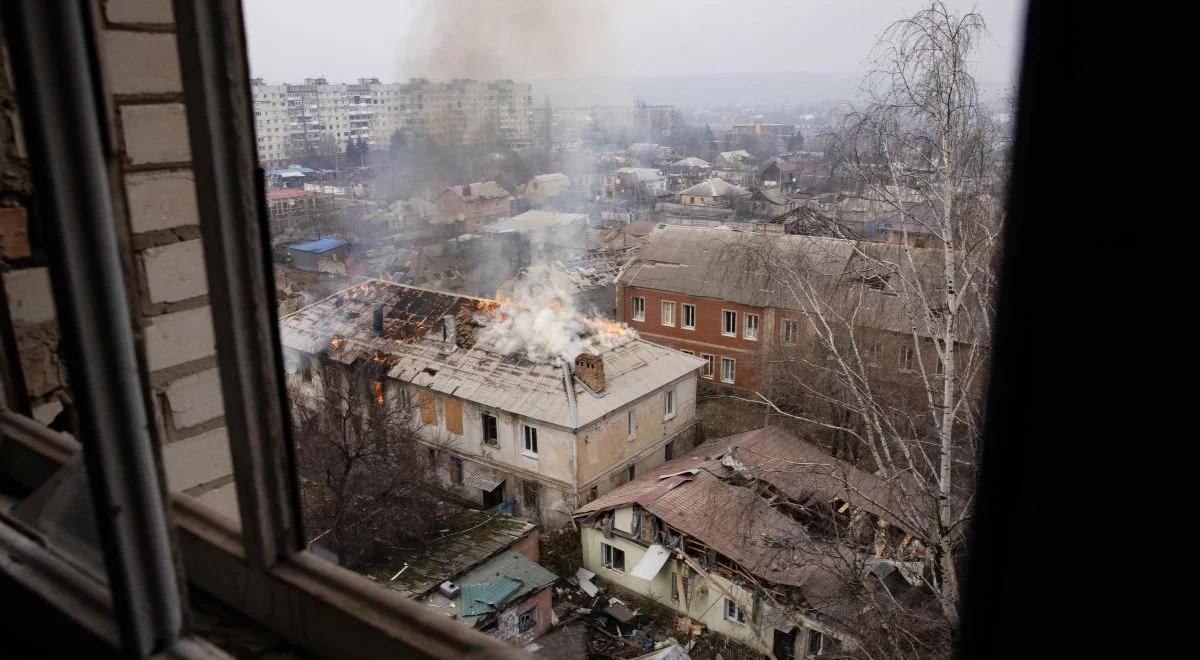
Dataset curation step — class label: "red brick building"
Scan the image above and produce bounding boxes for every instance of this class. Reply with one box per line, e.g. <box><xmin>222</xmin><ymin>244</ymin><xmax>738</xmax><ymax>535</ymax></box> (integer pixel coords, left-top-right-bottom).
<box><xmin>615</xmin><ymin>225</ymin><xmax>955</xmax><ymax>390</ymax></box>
<box><xmin>434</xmin><ymin>180</ymin><xmax>511</xmax><ymax>234</ymax></box>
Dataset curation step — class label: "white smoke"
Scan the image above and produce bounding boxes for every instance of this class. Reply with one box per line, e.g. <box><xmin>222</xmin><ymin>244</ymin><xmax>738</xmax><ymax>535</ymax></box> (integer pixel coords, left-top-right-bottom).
<box><xmin>475</xmin><ymin>262</ymin><xmax>635</xmax><ymax>364</ymax></box>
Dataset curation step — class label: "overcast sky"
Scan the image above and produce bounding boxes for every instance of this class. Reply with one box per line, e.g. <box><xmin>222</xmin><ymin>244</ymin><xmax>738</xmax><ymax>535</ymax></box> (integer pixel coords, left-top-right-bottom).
<box><xmin>244</xmin><ymin>0</ymin><xmax>1024</xmax><ymax>88</ymax></box>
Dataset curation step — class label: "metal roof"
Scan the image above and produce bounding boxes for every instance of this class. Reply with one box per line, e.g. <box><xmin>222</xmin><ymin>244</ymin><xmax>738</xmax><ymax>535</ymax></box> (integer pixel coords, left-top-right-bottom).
<box><xmin>677</xmin><ymin>178</ymin><xmax>750</xmax><ymax>198</ymax></box>
<box><xmin>424</xmin><ymin>550</ymin><xmax>558</xmax><ymax>626</ymax></box>
<box><xmin>460</xmin><ymin>576</ymin><xmax>523</xmax><ymax>616</ymax></box>
<box><xmin>286</xmin><ymin>237</ymin><xmax>348</xmax><ymax>253</ymax></box>
<box><xmin>278</xmin><ymin>279</ymin><xmax>705</xmax><ymax>429</ymax></box>
<box><xmin>461</xmin><ymin>464</ymin><xmax>505</xmax><ymax>492</ymax></box>
<box><xmin>484</xmin><ymin>210</ymin><xmax>587</xmax><ymax>234</ymax></box>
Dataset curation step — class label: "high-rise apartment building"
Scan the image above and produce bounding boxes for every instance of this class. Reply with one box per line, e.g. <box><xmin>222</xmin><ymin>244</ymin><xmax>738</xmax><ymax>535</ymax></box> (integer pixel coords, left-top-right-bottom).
<box><xmin>251</xmin><ymin>77</ymin><xmax>534</xmax><ymax>167</ymax></box>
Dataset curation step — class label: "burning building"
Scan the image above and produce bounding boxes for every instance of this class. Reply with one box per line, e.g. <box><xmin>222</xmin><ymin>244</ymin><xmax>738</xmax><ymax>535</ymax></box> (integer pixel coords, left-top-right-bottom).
<box><xmin>279</xmin><ymin>279</ymin><xmax>706</xmax><ymax>528</ymax></box>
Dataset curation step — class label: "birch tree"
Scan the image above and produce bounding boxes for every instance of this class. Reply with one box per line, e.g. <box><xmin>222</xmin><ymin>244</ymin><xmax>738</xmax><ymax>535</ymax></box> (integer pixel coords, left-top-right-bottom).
<box><xmin>724</xmin><ymin>1</ymin><xmax>1006</xmax><ymax>637</ymax></box>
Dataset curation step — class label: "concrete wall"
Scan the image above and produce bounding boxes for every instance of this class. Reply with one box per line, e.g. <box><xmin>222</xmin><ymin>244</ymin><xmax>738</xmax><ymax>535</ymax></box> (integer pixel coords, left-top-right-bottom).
<box><xmin>575</xmin><ymin>372</ymin><xmax>699</xmax><ymax>492</ymax></box>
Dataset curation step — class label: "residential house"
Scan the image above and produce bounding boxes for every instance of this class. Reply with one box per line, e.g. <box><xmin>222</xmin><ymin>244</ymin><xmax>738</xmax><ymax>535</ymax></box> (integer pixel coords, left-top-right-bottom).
<box><xmin>434</xmin><ymin>181</ymin><xmax>511</xmax><ymax>234</ymax></box>
<box><xmin>523</xmin><ymin>173</ymin><xmax>572</xmax><ymax>200</ymax></box>
<box><xmin>668</xmin><ymin>156</ymin><xmax>712</xmax><ymax>191</ymax></box>
<box><xmin>676</xmin><ymin>178</ymin><xmax>751</xmax><ymax>208</ymax></box>
<box><xmin>747</xmin><ymin>188</ymin><xmax>793</xmax><ymax>220</ymax></box>
<box><xmin>604</xmin><ymin>167</ymin><xmax>668</xmax><ymax>206</ymax></box>
<box><xmin>574</xmin><ymin>426</ymin><xmax>935</xmax><ymax>658</ymax></box>
<box><xmin>279</xmin><ymin>280</ymin><xmax>706</xmax><ymax>528</ymax></box>
<box><xmin>497</xmin><ymin>246</ymin><xmax>639</xmax><ymax>319</ymax></box>
<box><xmin>760</xmin><ymin>159</ymin><xmax>809</xmax><ymax>193</ymax></box>
<box><xmin>615</xmin><ymin>225</ymin><xmax>957</xmax><ymax>389</ymax></box>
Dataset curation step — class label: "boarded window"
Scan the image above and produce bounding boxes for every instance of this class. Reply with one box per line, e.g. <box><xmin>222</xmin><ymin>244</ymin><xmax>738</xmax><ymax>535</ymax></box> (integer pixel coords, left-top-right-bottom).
<box><xmin>418</xmin><ymin>391</ymin><xmax>437</xmax><ymax>425</ymax></box>
<box><xmin>444</xmin><ymin>397</ymin><xmax>463</xmax><ymax>434</ymax></box>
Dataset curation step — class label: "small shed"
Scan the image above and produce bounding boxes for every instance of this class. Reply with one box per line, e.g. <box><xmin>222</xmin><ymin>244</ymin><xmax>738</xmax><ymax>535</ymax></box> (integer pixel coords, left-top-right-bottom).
<box><xmin>284</xmin><ymin>237</ymin><xmax>350</xmax><ymax>271</ymax></box>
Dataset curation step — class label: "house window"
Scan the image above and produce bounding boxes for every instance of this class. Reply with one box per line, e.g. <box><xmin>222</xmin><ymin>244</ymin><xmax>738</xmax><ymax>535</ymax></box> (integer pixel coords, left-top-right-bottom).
<box><xmin>745</xmin><ymin>313</ymin><xmax>759</xmax><ymax>340</ymax></box>
<box><xmin>523</xmin><ymin>482</ymin><xmax>538</xmax><ymax>509</ymax></box>
<box><xmin>522</xmin><ymin>424</ymin><xmax>538</xmax><ymax>456</ymax></box>
<box><xmin>451</xmin><ymin>456</ymin><xmax>464</xmax><ymax>485</ymax></box>
<box><xmin>601</xmin><ymin>542</ymin><xmax>625</xmax><ymax>572</ymax></box>
<box><xmin>723</xmin><ymin>310</ymin><xmax>737</xmax><ymax>336</ymax></box>
<box><xmin>682</xmin><ymin>303</ymin><xmax>696</xmax><ymax>329</ymax></box>
<box><xmin>632</xmin><ymin>296</ymin><xmax>646</xmax><ymax>321</ymax></box>
<box><xmin>661</xmin><ymin>301</ymin><xmax>675</xmax><ymax>326</ymax></box>
<box><xmin>589</xmin><ymin>485</ymin><xmax>599</xmax><ymax>502</ymax></box>
<box><xmin>482</xmin><ymin>412</ymin><xmax>498</xmax><ymax>446</ymax></box>
<box><xmin>700</xmin><ymin>354</ymin><xmax>715</xmax><ymax>379</ymax></box>
<box><xmin>671</xmin><ymin>573</ymin><xmax>679</xmax><ymax>601</ymax></box>
<box><xmin>783</xmin><ymin>319</ymin><xmax>799</xmax><ymax>344</ymax></box>
<box><xmin>936</xmin><ymin>355</ymin><xmax>945</xmax><ymax>376</ymax></box>
<box><xmin>900</xmin><ymin>344</ymin><xmax>915</xmax><ymax>372</ymax></box>
<box><xmin>473</xmin><ymin>202</ymin><xmax>480</xmax><ymax>212</ymax></box>
<box><xmin>627</xmin><ymin>409</ymin><xmax>636</xmax><ymax>441</ymax></box>
<box><xmin>664</xmin><ymin>389</ymin><xmax>677</xmax><ymax>420</ymax></box>
<box><xmin>806</xmin><ymin>630</ymin><xmax>825</xmax><ymax>657</ymax></box>
<box><xmin>518</xmin><ymin>606</ymin><xmax>537</xmax><ymax>633</ymax></box>
<box><xmin>724</xmin><ymin>598</ymin><xmax>746</xmax><ymax>624</ymax></box>
<box><xmin>869</xmin><ymin>341</ymin><xmax>882</xmax><ymax>366</ymax></box>
<box><xmin>664</xmin><ymin>440</ymin><xmax>674</xmax><ymax>461</ymax></box>
<box><xmin>721</xmin><ymin>358</ymin><xmax>736</xmax><ymax>384</ymax></box>
<box><xmin>628</xmin><ymin>464</ymin><xmax>636</xmax><ymax>481</ymax></box>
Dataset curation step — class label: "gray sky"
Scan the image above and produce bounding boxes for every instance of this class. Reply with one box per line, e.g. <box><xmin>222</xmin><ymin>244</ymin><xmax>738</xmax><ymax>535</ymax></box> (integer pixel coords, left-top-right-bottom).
<box><xmin>244</xmin><ymin>0</ymin><xmax>1024</xmax><ymax>89</ymax></box>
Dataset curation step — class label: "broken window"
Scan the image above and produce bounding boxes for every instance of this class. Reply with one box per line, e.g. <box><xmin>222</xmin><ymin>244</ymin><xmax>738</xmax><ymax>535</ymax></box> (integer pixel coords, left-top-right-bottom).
<box><xmin>724</xmin><ymin>598</ymin><xmax>746</xmax><ymax>624</ymax></box>
<box><xmin>664</xmin><ymin>440</ymin><xmax>674</xmax><ymax>461</ymax></box>
<box><xmin>481</xmin><ymin>412</ymin><xmax>498</xmax><ymax>446</ymax></box>
<box><xmin>806</xmin><ymin>630</ymin><xmax>824</xmax><ymax>656</ymax></box>
<box><xmin>518</xmin><ymin>606</ymin><xmax>537</xmax><ymax>633</ymax></box>
<box><xmin>631</xmin><ymin>296</ymin><xmax>645</xmax><ymax>321</ymax></box>
<box><xmin>601</xmin><ymin>542</ymin><xmax>625</xmax><ymax>572</ymax></box>
<box><xmin>522</xmin><ymin>424</ymin><xmax>538</xmax><ymax>456</ymax></box>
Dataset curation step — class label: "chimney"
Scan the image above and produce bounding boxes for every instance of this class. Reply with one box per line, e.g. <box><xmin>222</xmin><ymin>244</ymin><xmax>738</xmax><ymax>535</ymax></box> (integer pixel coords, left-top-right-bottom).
<box><xmin>574</xmin><ymin>353</ymin><xmax>605</xmax><ymax>392</ymax></box>
<box><xmin>372</xmin><ymin>305</ymin><xmax>384</xmax><ymax>335</ymax></box>
<box><xmin>441</xmin><ymin>314</ymin><xmax>457</xmax><ymax>351</ymax></box>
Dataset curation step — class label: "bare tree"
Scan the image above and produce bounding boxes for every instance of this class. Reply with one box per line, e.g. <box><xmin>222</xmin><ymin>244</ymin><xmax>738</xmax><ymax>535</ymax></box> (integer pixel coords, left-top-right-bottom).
<box><xmin>289</xmin><ymin>360</ymin><xmax>443</xmax><ymax>567</ymax></box>
<box><xmin>722</xmin><ymin>1</ymin><xmax>1006</xmax><ymax>643</ymax></box>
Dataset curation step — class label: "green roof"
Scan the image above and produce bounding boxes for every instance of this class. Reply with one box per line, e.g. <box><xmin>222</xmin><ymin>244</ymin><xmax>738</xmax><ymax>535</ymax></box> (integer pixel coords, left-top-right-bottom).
<box><xmin>460</xmin><ymin>576</ymin><xmax>524</xmax><ymax>616</ymax></box>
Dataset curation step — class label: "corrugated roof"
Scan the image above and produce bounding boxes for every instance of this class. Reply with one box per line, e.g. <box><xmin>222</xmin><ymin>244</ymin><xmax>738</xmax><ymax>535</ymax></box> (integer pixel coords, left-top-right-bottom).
<box><xmin>425</xmin><ymin>550</ymin><xmax>558</xmax><ymax>626</ymax></box>
<box><xmin>279</xmin><ymin>279</ymin><xmax>705</xmax><ymax>429</ymax></box>
<box><xmin>461</xmin><ymin>464</ymin><xmax>505</xmax><ymax>492</ymax></box>
<box><xmin>678</xmin><ymin>178</ymin><xmax>750</xmax><ymax>198</ymax></box>
<box><xmin>287</xmin><ymin>237</ymin><xmax>348</xmax><ymax>253</ymax></box>
<box><xmin>460</xmin><ymin>576</ymin><xmax>523</xmax><ymax>616</ymax></box>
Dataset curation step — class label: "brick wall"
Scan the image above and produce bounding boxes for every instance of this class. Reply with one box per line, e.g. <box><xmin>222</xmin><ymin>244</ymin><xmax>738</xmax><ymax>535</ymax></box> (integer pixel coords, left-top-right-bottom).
<box><xmin>97</xmin><ymin>0</ymin><xmax>237</xmax><ymax>521</ymax></box>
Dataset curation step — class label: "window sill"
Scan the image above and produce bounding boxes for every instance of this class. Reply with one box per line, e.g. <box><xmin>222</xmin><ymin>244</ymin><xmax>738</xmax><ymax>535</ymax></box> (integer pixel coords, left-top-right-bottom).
<box><xmin>632</xmin><ymin>317</ymin><xmax>645</xmax><ymax>323</ymax></box>
<box><xmin>661</xmin><ymin>323</ymin><xmax>675</xmax><ymax>328</ymax></box>
<box><xmin>663</xmin><ymin>414</ymin><xmax>677</xmax><ymax>422</ymax></box>
<box><xmin>721</xmin><ymin>379</ymin><xmax>735</xmax><ymax>384</ymax></box>
<box><xmin>520</xmin><ymin>450</ymin><xmax>538</xmax><ymax>459</ymax></box>
<box><xmin>721</xmin><ymin>333</ymin><xmax>736</xmax><ymax>338</ymax></box>
<box><xmin>682</xmin><ymin>326</ymin><xmax>695</xmax><ymax>331</ymax></box>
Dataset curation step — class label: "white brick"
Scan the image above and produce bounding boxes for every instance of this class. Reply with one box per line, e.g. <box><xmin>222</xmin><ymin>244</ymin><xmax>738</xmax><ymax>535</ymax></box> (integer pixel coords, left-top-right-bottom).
<box><xmin>141</xmin><ymin>238</ymin><xmax>208</xmax><ymax>303</ymax></box>
<box><xmin>125</xmin><ymin>170</ymin><xmax>199</xmax><ymax>232</ymax></box>
<box><xmin>144</xmin><ymin>306</ymin><xmax>215</xmax><ymax>371</ymax></box>
<box><xmin>106</xmin><ymin>0</ymin><xmax>174</xmax><ymax>25</ymax></box>
<box><xmin>121</xmin><ymin>104</ymin><xmax>191</xmax><ymax>165</ymax></box>
<box><xmin>195</xmin><ymin>481</ymin><xmax>241</xmax><ymax>525</ymax></box>
<box><xmin>164</xmin><ymin>368</ymin><xmax>224</xmax><ymax>429</ymax></box>
<box><xmin>103</xmin><ymin>31</ymin><xmax>181</xmax><ymax>95</ymax></box>
<box><xmin>163</xmin><ymin>427</ymin><xmax>232</xmax><ymax>492</ymax></box>
<box><xmin>2</xmin><ymin>267</ymin><xmax>56</xmax><ymax>324</ymax></box>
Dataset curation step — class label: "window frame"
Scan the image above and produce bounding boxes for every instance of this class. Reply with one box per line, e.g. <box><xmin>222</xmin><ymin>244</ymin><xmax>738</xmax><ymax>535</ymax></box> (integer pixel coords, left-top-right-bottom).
<box><xmin>724</xmin><ymin>597</ymin><xmax>746</xmax><ymax>624</ymax></box>
<box><xmin>600</xmin><ymin>542</ymin><xmax>626</xmax><ymax>572</ymax></box>
<box><xmin>518</xmin><ymin>606</ymin><xmax>537</xmax><ymax>633</ymax></box>
<box><xmin>664</xmin><ymin>388</ymin><xmax>677</xmax><ymax>420</ymax></box>
<box><xmin>783</xmin><ymin>319</ymin><xmax>799</xmax><ymax>345</ymax></box>
<box><xmin>631</xmin><ymin>296</ymin><xmax>646</xmax><ymax>321</ymax></box>
<box><xmin>700</xmin><ymin>353</ymin><xmax>715</xmax><ymax>379</ymax></box>
<box><xmin>722</xmin><ymin>309</ymin><xmax>737</xmax><ymax>337</ymax></box>
<box><xmin>900</xmin><ymin>344</ymin><xmax>915</xmax><ymax>373</ymax></box>
<box><xmin>744</xmin><ymin>312</ymin><xmax>760</xmax><ymax>340</ymax></box>
<box><xmin>721</xmin><ymin>357</ymin><xmax>736</xmax><ymax>384</ymax></box>
<box><xmin>661</xmin><ymin>300</ymin><xmax>676</xmax><ymax>327</ymax></box>
<box><xmin>521</xmin><ymin>424</ymin><xmax>539</xmax><ymax>457</ymax></box>
<box><xmin>627</xmin><ymin>409</ymin><xmax>636</xmax><ymax>441</ymax></box>
<box><xmin>682</xmin><ymin>303</ymin><xmax>696</xmax><ymax>330</ymax></box>
<box><xmin>481</xmin><ymin>412</ymin><xmax>499</xmax><ymax>446</ymax></box>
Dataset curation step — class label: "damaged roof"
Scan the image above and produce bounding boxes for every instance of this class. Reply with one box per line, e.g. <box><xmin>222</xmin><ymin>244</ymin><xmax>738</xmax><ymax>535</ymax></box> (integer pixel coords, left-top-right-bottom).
<box><xmin>279</xmin><ymin>279</ymin><xmax>705</xmax><ymax>429</ymax></box>
<box><xmin>574</xmin><ymin>426</ymin><xmax>934</xmax><ymax>617</ymax></box>
<box><xmin>502</xmin><ymin>248</ymin><xmax>638</xmax><ymax>297</ymax></box>
<box><xmin>440</xmin><ymin>180</ymin><xmax>509</xmax><ymax>201</ymax></box>
<box><xmin>484</xmin><ymin>210</ymin><xmax>587</xmax><ymax>234</ymax></box>
<box><xmin>424</xmin><ymin>550</ymin><xmax>558</xmax><ymax>626</ymax></box>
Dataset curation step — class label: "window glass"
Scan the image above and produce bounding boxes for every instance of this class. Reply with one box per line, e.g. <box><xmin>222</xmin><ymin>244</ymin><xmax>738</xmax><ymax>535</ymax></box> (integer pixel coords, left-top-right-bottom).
<box><xmin>723</xmin><ymin>310</ymin><xmax>737</xmax><ymax>336</ymax></box>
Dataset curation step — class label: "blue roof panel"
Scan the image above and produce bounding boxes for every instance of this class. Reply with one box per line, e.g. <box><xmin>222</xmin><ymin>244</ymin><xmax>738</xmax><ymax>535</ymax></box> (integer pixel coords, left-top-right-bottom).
<box><xmin>287</xmin><ymin>238</ymin><xmax>348</xmax><ymax>253</ymax></box>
